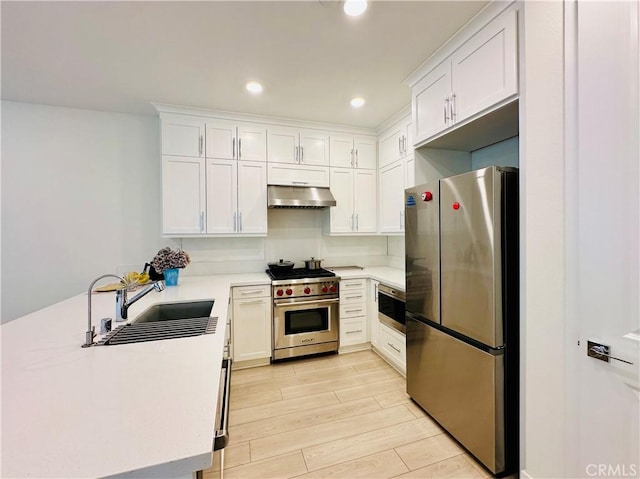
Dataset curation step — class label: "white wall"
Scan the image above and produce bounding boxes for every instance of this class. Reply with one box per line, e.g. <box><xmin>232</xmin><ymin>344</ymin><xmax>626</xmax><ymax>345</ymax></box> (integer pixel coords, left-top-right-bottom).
<box><xmin>471</xmin><ymin>136</ymin><xmax>519</xmax><ymax>170</ymax></box>
<box><xmin>519</xmin><ymin>2</ymin><xmax>567</xmax><ymax>477</ymax></box>
<box><xmin>1</xmin><ymin>101</ymin><xmax>166</xmax><ymax>323</ymax></box>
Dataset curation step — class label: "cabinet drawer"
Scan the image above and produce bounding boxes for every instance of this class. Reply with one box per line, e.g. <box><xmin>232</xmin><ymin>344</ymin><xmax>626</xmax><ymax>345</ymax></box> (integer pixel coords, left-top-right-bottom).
<box><xmin>232</xmin><ymin>284</ymin><xmax>271</xmax><ymax>299</ymax></box>
<box><xmin>340</xmin><ymin>303</ymin><xmax>366</xmax><ymax>319</ymax></box>
<box><xmin>340</xmin><ymin>318</ymin><xmax>366</xmax><ymax>345</ymax></box>
<box><xmin>379</xmin><ymin>322</ymin><xmax>406</xmax><ymax>366</ymax></box>
<box><xmin>341</xmin><ymin>279</ymin><xmax>366</xmax><ymax>290</ymax></box>
<box><xmin>341</xmin><ymin>290</ymin><xmax>366</xmax><ymax>304</ymax></box>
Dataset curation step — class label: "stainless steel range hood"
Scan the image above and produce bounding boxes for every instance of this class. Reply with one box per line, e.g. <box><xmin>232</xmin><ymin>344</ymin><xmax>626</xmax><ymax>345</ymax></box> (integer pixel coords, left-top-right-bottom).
<box><xmin>267</xmin><ymin>185</ymin><xmax>336</xmax><ymax>209</ymax></box>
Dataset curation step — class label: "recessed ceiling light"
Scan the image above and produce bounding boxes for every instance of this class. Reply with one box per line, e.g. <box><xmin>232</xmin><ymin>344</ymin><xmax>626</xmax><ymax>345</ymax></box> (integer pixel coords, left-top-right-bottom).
<box><xmin>344</xmin><ymin>0</ymin><xmax>367</xmax><ymax>17</ymax></box>
<box><xmin>350</xmin><ymin>97</ymin><xmax>365</xmax><ymax>108</ymax></box>
<box><xmin>246</xmin><ymin>81</ymin><xmax>263</xmax><ymax>94</ymax></box>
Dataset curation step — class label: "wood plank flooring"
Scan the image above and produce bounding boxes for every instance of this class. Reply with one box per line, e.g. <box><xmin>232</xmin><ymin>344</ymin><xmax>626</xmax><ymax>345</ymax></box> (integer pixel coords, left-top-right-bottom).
<box><xmin>204</xmin><ymin>350</ymin><xmax>493</xmax><ymax>479</ymax></box>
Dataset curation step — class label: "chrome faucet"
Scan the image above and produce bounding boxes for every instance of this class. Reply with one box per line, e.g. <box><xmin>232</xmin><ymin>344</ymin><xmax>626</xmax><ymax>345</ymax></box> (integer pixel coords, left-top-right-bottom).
<box><xmin>116</xmin><ymin>280</ymin><xmax>165</xmax><ymax>321</ymax></box>
<box><xmin>84</xmin><ymin>274</ymin><xmax>165</xmax><ymax>348</ymax></box>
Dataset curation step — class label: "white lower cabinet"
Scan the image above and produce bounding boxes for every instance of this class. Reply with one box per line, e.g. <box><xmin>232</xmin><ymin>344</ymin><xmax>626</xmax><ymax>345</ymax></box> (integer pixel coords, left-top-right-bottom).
<box><xmin>339</xmin><ymin>278</ymin><xmax>368</xmax><ymax>350</ymax></box>
<box><xmin>378</xmin><ymin>322</ymin><xmax>406</xmax><ymax>375</ymax></box>
<box><xmin>231</xmin><ymin>285</ymin><xmax>272</xmax><ymax>364</ymax></box>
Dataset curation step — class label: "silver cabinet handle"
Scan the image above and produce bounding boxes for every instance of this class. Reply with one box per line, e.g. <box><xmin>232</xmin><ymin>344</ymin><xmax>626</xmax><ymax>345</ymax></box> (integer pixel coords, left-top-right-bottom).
<box><xmin>355</xmin><ymin>148</ymin><xmax>359</xmax><ymax>167</ymax></box>
<box><xmin>232</xmin><ymin>138</ymin><xmax>236</xmax><ymax>159</ymax></box>
<box><xmin>444</xmin><ymin>97</ymin><xmax>450</xmax><ymax>123</ymax></box>
<box><xmin>402</xmin><ymin>136</ymin><xmax>407</xmax><ymax>155</ymax></box>
<box><xmin>345</xmin><ymin>295</ymin><xmax>363</xmax><ymax>300</ymax></box>
<box><xmin>199</xmin><ymin>135</ymin><xmax>203</xmax><ymax>156</ymax></box>
<box><xmin>238</xmin><ymin>138</ymin><xmax>242</xmax><ymax>159</ymax></box>
<box><xmin>295</xmin><ymin>146</ymin><xmax>299</xmax><ymax>163</ymax></box>
<box><xmin>351</xmin><ymin>148</ymin><xmax>354</xmax><ymax>168</ymax></box>
<box><xmin>214</xmin><ymin>358</ymin><xmax>232</xmax><ymax>451</ymax></box>
<box><xmin>400</xmin><ymin>211</ymin><xmax>404</xmax><ymax>229</ymax></box>
<box><xmin>356</xmin><ymin>213</ymin><xmax>359</xmax><ymax>231</ymax></box>
<box><xmin>239</xmin><ymin>211</ymin><xmax>242</xmax><ymax>232</ymax></box>
<box><xmin>398</xmin><ymin>137</ymin><xmax>402</xmax><ymax>155</ymax></box>
<box><xmin>387</xmin><ymin>342</ymin><xmax>401</xmax><ymax>353</ymax></box>
<box><xmin>200</xmin><ymin>212</ymin><xmax>205</xmax><ymax>232</ymax></box>
<box><xmin>240</xmin><ymin>299</ymin><xmax>265</xmax><ymax>305</ymax></box>
<box><xmin>346</xmin><ymin>330</ymin><xmax>363</xmax><ymax>334</ymax></box>
<box><xmin>300</xmin><ymin>146</ymin><xmax>304</xmax><ymax>162</ymax></box>
<box><xmin>351</xmin><ymin>213</ymin><xmax>355</xmax><ymax>231</ymax></box>
<box><xmin>344</xmin><ymin>282</ymin><xmax>362</xmax><ymax>287</ymax></box>
<box><xmin>233</xmin><ymin>212</ymin><xmax>237</xmax><ymax>232</ymax></box>
<box><xmin>450</xmin><ymin>92</ymin><xmax>456</xmax><ymax>121</ymax></box>
<box><xmin>240</xmin><ymin>289</ymin><xmax>264</xmax><ymax>295</ymax></box>
<box><xmin>345</xmin><ymin>309</ymin><xmax>363</xmax><ymax>313</ymax></box>
<box><xmin>588</xmin><ymin>341</ymin><xmax>634</xmax><ymax>365</ymax></box>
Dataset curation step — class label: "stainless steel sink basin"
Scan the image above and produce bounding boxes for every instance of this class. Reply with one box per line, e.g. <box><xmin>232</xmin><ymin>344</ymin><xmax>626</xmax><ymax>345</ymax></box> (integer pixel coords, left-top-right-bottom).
<box><xmin>98</xmin><ymin>300</ymin><xmax>217</xmax><ymax>346</ymax></box>
<box><xmin>133</xmin><ymin>300</ymin><xmax>214</xmax><ymax>323</ymax></box>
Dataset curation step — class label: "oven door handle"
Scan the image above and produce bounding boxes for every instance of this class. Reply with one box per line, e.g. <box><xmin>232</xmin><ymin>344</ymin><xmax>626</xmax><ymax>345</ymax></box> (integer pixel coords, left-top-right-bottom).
<box><xmin>213</xmin><ymin>358</ymin><xmax>232</xmax><ymax>451</ymax></box>
<box><xmin>274</xmin><ymin>298</ymin><xmax>339</xmax><ymax>307</ymax></box>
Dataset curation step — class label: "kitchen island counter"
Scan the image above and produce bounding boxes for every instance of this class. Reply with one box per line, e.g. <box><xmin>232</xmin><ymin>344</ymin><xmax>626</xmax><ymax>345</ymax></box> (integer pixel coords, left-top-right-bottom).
<box><xmin>0</xmin><ymin>273</ymin><xmax>270</xmax><ymax>479</ymax></box>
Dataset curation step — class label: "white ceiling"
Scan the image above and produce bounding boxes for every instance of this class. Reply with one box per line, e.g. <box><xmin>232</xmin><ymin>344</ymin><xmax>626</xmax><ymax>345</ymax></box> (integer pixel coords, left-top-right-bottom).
<box><xmin>1</xmin><ymin>1</ymin><xmax>488</xmax><ymax>129</ymax></box>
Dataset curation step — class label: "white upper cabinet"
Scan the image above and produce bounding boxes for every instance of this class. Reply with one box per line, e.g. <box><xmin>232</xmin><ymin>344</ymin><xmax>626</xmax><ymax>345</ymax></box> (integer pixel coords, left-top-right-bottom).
<box><xmin>379</xmin><ymin>116</ymin><xmax>412</xmax><ymax>169</ymax></box>
<box><xmin>162</xmin><ymin>156</ymin><xmax>206</xmax><ymax>234</ymax></box>
<box><xmin>450</xmin><ymin>10</ymin><xmax>518</xmax><ymax>123</ymax></box>
<box><xmin>378</xmin><ymin>160</ymin><xmax>405</xmax><ymax>234</ymax></box>
<box><xmin>161</xmin><ymin>116</ymin><xmax>205</xmax><ymax>158</ymax></box>
<box><xmin>206</xmin><ymin>159</ymin><xmax>267</xmax><ymax>235</ymax></box>
<box><xmin>411</xmin><ymin>9</ymin><xmax>518</xmax><ymax>146</ymax></box>
<box><xmin>328</xmin><ymin>168</ymin><xmax>377</xmax><ymax>234</ymax></box>
<box><xmin>268</xmin><ymin>127</ymin><xmax>329</xmax><ymax>166</ymax></box>
<box><xmin>330</xmin><ymin>135</ymin><xmax>377</xmax><ymax>169</ymax></box>
<box><xmin>206</xmin><ymin>120</ymin><xmax>266</xmax><ymax>162</ymax></box>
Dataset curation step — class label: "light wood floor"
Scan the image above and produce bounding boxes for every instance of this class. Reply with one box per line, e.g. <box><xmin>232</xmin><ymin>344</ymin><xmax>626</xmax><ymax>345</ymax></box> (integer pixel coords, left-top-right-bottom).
<box><xmin>204</xmin><ymin>349</ymin><xmax>493</xmax><ymax>479</ymax></box>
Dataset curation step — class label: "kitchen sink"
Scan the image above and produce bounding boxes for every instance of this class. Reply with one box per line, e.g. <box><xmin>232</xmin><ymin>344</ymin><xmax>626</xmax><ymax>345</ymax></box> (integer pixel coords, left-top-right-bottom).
<box><xmin>98</xmin><ymin>300</ymin><xmax>217</xmax><ymax>346</ymax></box>
<box><xmin>133</xmin><ymin>300</ymin><xmax>214</xmax><ymax>323</ymax></box>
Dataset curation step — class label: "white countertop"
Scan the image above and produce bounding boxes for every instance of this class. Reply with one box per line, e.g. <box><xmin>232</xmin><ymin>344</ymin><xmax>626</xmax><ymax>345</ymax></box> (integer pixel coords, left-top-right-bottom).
<box><xmin>327</xmin><ymin>266</ymin><xmax>405</xmax><ymax>291</ymax></box>
<box><xmin>0</xmin><ymin>273</ymin><xmax>269</xmax><ymax>479</ymax></box>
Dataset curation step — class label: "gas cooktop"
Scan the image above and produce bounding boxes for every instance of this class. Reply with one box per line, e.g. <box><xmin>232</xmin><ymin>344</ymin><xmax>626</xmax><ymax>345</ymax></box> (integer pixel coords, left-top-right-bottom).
<box><xmin>265</xmin><ymin>268</ymin><xmax>336</xmax><ymax>281</ymax></box>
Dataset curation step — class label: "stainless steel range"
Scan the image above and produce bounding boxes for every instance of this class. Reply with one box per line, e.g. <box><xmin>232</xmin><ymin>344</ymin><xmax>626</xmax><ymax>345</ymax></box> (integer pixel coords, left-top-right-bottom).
<box><xmin>266</xmin><ymin>268</ymin><xmax>340</xmax><ymax>360</ymax></box>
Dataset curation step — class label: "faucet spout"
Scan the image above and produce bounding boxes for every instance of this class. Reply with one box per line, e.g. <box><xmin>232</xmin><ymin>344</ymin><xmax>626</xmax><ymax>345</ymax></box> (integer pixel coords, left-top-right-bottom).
<box><xmin>84</xmin><ymin>274</ymin><xmax>124</xmax><ymax>348</ymax></box>
<box><xmin>117</xmin><ymin>281</ymin><xmax>166</xmax><ymax>321</ymax></box>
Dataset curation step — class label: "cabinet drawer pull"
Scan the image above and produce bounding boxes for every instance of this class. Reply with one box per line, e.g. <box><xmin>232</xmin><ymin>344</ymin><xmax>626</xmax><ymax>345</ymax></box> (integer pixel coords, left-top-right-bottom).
<box><xmin>450</xmin><ymin>92</ymin><xmax>456</xmax><ymax>120</ymax></box>
<box><xmin>240</xmin><ymin>289</ymin><xmax>264</xmax><ymax>295</ymax></box>
<box><xmin>238</xmin><ymin>138</ymin><xmax>242</xmax><ymax>159</ymax></box>
<box><xmin>345</xmin><ymin>295</ymin><xmax>363</xmax><ymax>300</ymax></box>
<box><xmin>387</xmin><ymin>342</ymin><xmax>401</xmax><ymax>353</ymax></box>
<box><xmin>345</xmin><ymin>309</ymin><xmax>362</xmax><ymax>313</ymax></box>
<box><xmin>347</xmin><ymin>330</ymin><xmax>363</xmax><ymax>334</ymax></box>
<box><xmin>344</xmin><ymin>283</ymin><xmax>363</xmax><ymax>288</ymax></box>
<box><xmin>240</xmin><ymin>299</ymin><xmax>265</xmax><ymax>305</ymax></box>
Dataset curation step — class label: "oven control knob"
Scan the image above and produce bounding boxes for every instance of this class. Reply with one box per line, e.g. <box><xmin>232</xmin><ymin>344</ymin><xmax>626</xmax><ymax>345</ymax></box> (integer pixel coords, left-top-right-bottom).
<box><xmin>321</xmin><ymin>285</ymin><xmax>328</xmax><ymax>293</ymax></box>
<box><xmin>276</xmin><ymin>289</ymin><xmax>284</xmax><ymax>297</ymax></box>
<box><xmin>286</xmin><ymin>288</ymin><xmax>293</xmax><ymax>296</ymax></box>
<box><xmin>304</xmin><ymin>287</ymin><xmax>311</xmax><ymax>294</ymax></box>
<box><xmin>329</xmin><ymin>284</ymin><xmax>337</xmax><ymax>293</ymax></box>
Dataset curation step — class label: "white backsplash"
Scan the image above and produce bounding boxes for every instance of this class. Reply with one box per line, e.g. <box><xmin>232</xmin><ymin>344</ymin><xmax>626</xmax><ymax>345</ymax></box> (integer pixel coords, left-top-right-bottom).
<box><xmin>176</xmin><ymin>209</ymin><xmax>392</xmax><ymax>276</ymax></box>
<box><xmin>386</xmin><ymin>236</ymin><xmax>405</xmax><ymax>269</ymax></box>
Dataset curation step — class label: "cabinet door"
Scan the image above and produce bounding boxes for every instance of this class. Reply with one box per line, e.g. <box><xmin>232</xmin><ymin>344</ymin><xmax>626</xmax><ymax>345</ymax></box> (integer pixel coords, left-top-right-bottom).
<box><xmin>237</xmin><ymin>161</ymin><xmax>267</xmax><ymax>234</ymax></box>
<box><xmin>162</xmin><ymin>156</ymin><xmax>205</xmax><ymax>234</ymax></box>
<box><xmin>237</xmin><ymin>122</ymin><xmax>267</xmax><ymax>162</ymax></box>
<box><xmin>451</xmin><ymin>10</ymin><xmax>518</xmax><ymax>123</ymax></box>
<box><xmin>353</xmin><ymin>137</ymin><xmax>377</xmax><ymax>169</ymax></box>
<box><xmin>267</xmin><ymin>127</ymin><xmax>298</xmax><ymax>164</ymax></box>
<box><xmin>299</xmin><ymin>129</ymin><xmax>329</xmax><ymax>166</ymax></box>
<box><xmin>161</xmin><ymin>116</ymin><xmax>205</xmax><ymax>158</ymax></box>
<box><xmin>206</xmin><ymin>159</ymin><xmax>237</xmax><ymax>234</ymax></box>
<box><xmin>379</xmin><ymin>160</ymin><xmax>405</xmax><ymax>233</ymax></box>
<box><xmin>232</xmin><ymin>296</ymin><xmax>272</xmax><ymax>362</ymax></box>
<box><xmin>267</xmin><ymin>163</ymin><xmax>330</xmax><ymax>188</ymax></box>
<box><xmin>413</xmin><ymin>61</ymin><xmax>452</xmax><ymax>144</ymax></box>
<box><xmin>353</xmin><ymin>169</ymin><xmax>377</xmax><ymax>233</ymax></box>
<box><xmin>205</xmin><ymin>120</ymin><xmax>236</xmax><ymax>160</ymax></box>
<box><xmin>329</xmin><ymin>167</ymin><xmax>354</xmax><ymax>233</ymax></box>
<box><xmin>329</xmin><ymin>135</ymin><xmax>354</xmax><ymax>168</ymax></box>
<box><xmin>379</xmin><ymin>125</ymin><xmax>404</xmax><ymax>169</ymax></box>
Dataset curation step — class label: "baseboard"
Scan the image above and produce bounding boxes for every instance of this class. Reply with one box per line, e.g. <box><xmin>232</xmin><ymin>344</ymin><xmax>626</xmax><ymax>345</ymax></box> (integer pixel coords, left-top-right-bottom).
<box><xmin>338</xmin><ymin>343</ymin><xmax>371</xmax><ymax>354</ymax></box>
<box><xmin>232</xmin><ymin>357</ymin><xmax>270</xmax><ymax>370</ymax></box>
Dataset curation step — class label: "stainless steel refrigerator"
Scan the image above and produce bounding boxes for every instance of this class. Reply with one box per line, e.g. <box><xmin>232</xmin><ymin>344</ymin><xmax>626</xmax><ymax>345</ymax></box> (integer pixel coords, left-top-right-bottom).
<box><xmin>405</xmin><ymin>166</ymin><xmax>519</xmax><ymax>475</ymax></box>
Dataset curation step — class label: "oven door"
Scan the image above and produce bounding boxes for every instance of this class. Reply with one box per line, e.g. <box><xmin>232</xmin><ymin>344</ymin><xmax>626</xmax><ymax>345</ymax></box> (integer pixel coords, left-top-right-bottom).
<box><xmin>378</xmin><ymin>287</ymin><xmax>406</xmax><ymax>334</ymax></box>
<box><xmin>273</xmin><ymin>297</ymin><xmax>339</xmax><ymax>349</ymax></box>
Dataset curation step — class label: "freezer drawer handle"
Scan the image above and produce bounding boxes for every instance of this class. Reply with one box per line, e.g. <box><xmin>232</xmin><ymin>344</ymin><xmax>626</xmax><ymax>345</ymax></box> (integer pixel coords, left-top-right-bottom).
<box><xmin>588</xmin><ymin>341</ymin><xmax>634</xmax><ymax>365</ymax></box>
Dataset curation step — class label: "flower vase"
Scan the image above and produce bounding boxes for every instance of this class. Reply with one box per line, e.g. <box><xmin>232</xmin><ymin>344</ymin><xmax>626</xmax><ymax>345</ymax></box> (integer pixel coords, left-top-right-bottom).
<box><xmin>164</xmin><ymin>268</ymin><xmax>179</xmax><ymax>287</ymax></box>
